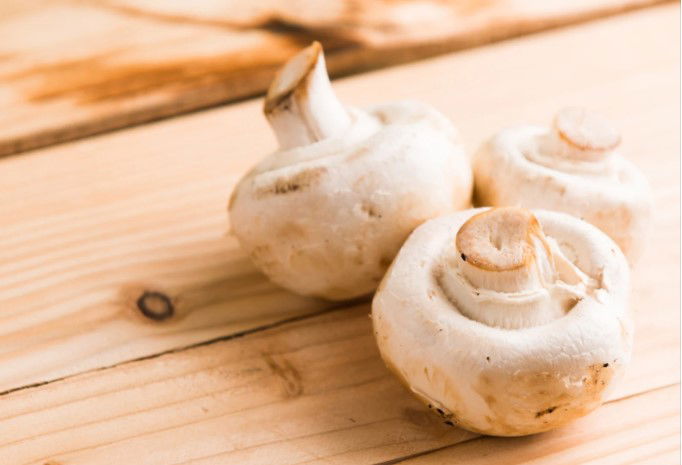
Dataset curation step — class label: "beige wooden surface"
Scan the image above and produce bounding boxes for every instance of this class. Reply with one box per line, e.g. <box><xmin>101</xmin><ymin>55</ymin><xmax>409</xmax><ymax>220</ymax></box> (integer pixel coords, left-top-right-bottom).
<box><xmin>399</xmin><ymin>384</ymin><xmax>680</xmax><ymax>464</ymax></box>
<box><xmin>0</xmin><ymin>0</ymin><xmax>666</xmax><ymax>157</ymax></box>
<box><xmin>0</xmin><ymin>3</ymin><xmax>679</xmax><ymax>464</ymax></box>
<box><xmin>0</xmin><ymin>306</ymin><xmax>677</xmax><ymax>465</ymax></box>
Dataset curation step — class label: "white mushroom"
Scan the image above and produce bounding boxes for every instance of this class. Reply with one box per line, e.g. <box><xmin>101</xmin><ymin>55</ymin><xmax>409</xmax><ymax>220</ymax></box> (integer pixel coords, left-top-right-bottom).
<box><xmin>229</xmin><ymin>42</ymin><xmax>472</xmax><ymax>300</ymax></box>
<box><xmin>473</xmin><ymin>107</ymin><xmax>652</xmax><ymax>264</ymax></box>
<box><xmin>372</xmin><ymin>207</ymin><xmax>632</xmax><ymax>436</ymax></box>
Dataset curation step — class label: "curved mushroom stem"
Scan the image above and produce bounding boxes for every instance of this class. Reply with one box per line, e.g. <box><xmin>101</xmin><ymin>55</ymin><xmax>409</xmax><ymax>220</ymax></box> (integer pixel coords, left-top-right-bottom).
<box><xmin>442</xmin><ymin>207</ymin><xmax>590</xmax><ymax>329</ymax></box>
<box><xmin>542</xmin><ymin>107</ymin><xmax>621</xmax><ymax>162</ymax></box>
<box><xmin>264</xmin><ymin>41</ymin><xmax>352</xmax><ymax>150</ymax></box>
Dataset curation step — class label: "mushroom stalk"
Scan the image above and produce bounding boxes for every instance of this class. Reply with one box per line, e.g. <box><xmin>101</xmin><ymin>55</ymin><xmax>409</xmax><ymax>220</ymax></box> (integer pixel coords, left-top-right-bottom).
<box><xmin>264</xmin><ymin>41</ymin><xmax>352</xmax><ymax>150</ymax></box>
<box><xmin>455</xmin><ymin>208</ymin><xmax>553</xmax><ymax>293</ymax></box>
<box><xmin>441</xmin><ymin>208</ymin><xmax>592</xmax><ymax>329</ymax></box>
<box><xmin>541</xmin><ymin>107</ymin><xmax>621</xmax><ymax>162</ymax></box>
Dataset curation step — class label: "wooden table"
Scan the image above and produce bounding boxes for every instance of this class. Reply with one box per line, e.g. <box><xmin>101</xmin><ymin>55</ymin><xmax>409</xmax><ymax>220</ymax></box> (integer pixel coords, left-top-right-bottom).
<box><xmin>0</xmin><ymin>4</ymin><xmax>679</xmax><ymax>464</ymax></box>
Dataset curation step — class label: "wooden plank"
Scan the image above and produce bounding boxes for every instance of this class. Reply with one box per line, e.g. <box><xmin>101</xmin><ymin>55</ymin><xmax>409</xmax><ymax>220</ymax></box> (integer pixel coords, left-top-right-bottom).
<box><xmin>0</xmin><ymin>306</ymin><xmax>473</xmax><ymax>465</ymax></box>
<box><xmin>0</xmin><ymin>3</ymin><xmax>678</xmax><ymax>396</ymax></box>
<box><xmin>397</xmin><ymin>384</ymin><xmax>680</xmax><ymax>465</ymax></box>
<box><xmin>0</xmin><ymin>306</ymin><xmax>677</xmax><ymax>465</ymax></box>
<box><xmin>0</xmin><ymin>0</ymin><xmax>667</xmax><ymax>157</ymax></box>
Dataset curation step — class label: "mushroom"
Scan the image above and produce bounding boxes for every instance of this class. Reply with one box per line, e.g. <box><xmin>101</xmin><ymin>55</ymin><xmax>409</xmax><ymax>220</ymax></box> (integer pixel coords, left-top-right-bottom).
<box><xmin>229</xmin><ymin>42</ymin><xmax>473</xmax><ymax>300</ymax></box>
<box><xmin>372</xmin><ymin>207</ymin><xmax>632</xmax><ymax>436</ymax></box>
<box><xmin>473</xmin><ymin>107</ymin><xmax>652</xmax><ymax>264</ymax></box>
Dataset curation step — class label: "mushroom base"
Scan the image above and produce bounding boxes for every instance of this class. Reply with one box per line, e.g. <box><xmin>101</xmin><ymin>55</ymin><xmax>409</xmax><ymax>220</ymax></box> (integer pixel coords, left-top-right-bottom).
<box><xmin>383</xmin><ymin>354</ymin><xmax>618</xmax><ymax>436</ymax></box>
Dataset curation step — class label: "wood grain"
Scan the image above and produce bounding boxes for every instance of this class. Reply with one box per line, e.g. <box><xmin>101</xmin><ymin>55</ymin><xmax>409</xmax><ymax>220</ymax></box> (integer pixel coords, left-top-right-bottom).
<box><xmin>0</xmin><ymin>306</ymin><xmax>472</xmax><ymax>465</ymax></box>
<box><xmin>0</xmin><ymin>306</ymin><xmax>677</xmax><ymax>465</ymax></box>
<box><xmin>398</xmin><ymin>384</ymin><xmax>680</xmax><ymax>465</ymax></box>
<box><xmin>0</xmin><ymin>4</ymin><xmax>678</xmax><ymax>398</ymax></box>
<box><xmin>0</xmin><ymin>0</ymin><xmax>667</xmax><ymax>157</ymax></box>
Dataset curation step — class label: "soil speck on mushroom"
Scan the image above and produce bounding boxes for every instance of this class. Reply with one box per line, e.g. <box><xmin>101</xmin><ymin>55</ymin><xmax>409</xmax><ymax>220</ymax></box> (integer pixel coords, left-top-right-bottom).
<box><xmin>535</xmin><ymin>406</ymin><xmax>557</xmax><ymax>417</ymax></box>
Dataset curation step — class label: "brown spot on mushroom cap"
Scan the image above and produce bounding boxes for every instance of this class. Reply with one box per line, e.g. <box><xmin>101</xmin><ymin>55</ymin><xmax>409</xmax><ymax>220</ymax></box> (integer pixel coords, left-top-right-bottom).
<box><xmin>554</xmin><ymin>107</ymin><xmax>621</xmax><ymax>153</ymax></box>
<box><xmin>360</xmin><ymin>201</ymin><xmax>382</xmax><ymax>219</ymax></box>
<box><xmin>535</xmin><ymin>405</ymin><xmax>557</xmax><ymax>417</ymax></box>
<box><xmin>277</xmin><ymin>222</ymin><xmax>308</xmax><ymax>241</ymax></box>
<box><xmin>475</xmin><ymin>363</ymin><xmax>615</xmax><ymax>435</ymax></box>
<box><xmin>455</xmin><ymin>207</ymin><xmax>549</xmax><ymax>272</ymax></box>
<box><xmin>255</xmin><ymin>166</ymin><xmax>327</xmax><ymax>197</ymax></box>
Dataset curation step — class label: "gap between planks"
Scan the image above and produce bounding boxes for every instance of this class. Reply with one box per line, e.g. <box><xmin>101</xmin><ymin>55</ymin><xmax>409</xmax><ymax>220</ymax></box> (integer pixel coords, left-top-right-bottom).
<box><xmin>381</xmin><ymin>383</ymin><xmax>681</xmax><ymax>465</ymax></box>
<box><xmin>0</xmin><ymin>302</ymin><xmax>355</xmax><ymax>398</ymax></box>
<box><xmin>0</xmin><ymin>304</ymin><xmax>676</xmax><ymax>465</ymax></box>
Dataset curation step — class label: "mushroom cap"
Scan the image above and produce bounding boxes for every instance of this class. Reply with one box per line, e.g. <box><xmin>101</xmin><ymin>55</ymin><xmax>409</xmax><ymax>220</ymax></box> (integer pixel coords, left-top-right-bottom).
<box><xmin>229</xmin><ymin>101</ymin><xmax>473</xmax><ymax>300</ymax></box>
<box><xmin>473</xmin><ymin>111</ymin><xmax>652</xmax><ymax>264</ymax></box>
<box><xmin>372</xmin><ymin>208</ymin><xmax>632</xmax><ymax>436</ymax></box>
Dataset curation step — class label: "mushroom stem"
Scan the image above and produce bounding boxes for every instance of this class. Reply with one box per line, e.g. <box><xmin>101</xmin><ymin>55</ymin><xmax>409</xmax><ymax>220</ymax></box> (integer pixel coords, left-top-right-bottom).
<box><xmin>442</xmin><ymin>207</ymin><xmax>590</xmax><ymax>329</ymax></box>
<box><xmin>455</xmin><ymin>208</ymin><xmax>553</xmax><ymax>294</ymax></box>
<box><xmin>264</xmin><ymin>41</ymin><xmax>352</xmax><ymax>150</ymax></box>
<box><xmin>542</xmin><ymin>107</ymin><xmax>621</xmax><ymax>162</ymax></box>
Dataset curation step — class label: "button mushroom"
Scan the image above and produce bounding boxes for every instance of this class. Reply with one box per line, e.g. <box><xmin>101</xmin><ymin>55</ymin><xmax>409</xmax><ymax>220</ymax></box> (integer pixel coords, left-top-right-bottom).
<box><xmin>372</xmin><ymin>207</ymin><xmax>632</xmax><ymax>436</ymax></box>
<box><xmin>229</xmin><ymin>42</ymin><xmax>473</xmax><ymax>300</ymax></box>
<box><xmin>473</xmin><ymin>107</ymin><xmax>652</xmax><ymax>263</ymax></box>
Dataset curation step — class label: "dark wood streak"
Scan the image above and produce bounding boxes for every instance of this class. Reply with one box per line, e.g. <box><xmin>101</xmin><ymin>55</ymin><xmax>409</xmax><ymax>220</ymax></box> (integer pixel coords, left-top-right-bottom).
<box><xmin>262</xmin><ymin>353</ymin><xmax>304</xmax><ymax>398</ymax></box>
<box><xmin>0</xmin><ymin>0</ymin><xmax>666</xmax><ymax>161</ymax></box>
<box><xmin>7</xmin><ymin>44</ymin><xmax>301</xmax><ymax>105</ymax></box>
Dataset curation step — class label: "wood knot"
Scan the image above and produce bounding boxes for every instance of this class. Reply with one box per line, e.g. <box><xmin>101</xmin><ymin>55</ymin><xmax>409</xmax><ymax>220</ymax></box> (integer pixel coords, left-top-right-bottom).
<box><xmin>136</xmin><ymin>291</ymin><xmax>174</xmax><ymax>321</ymax></box>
